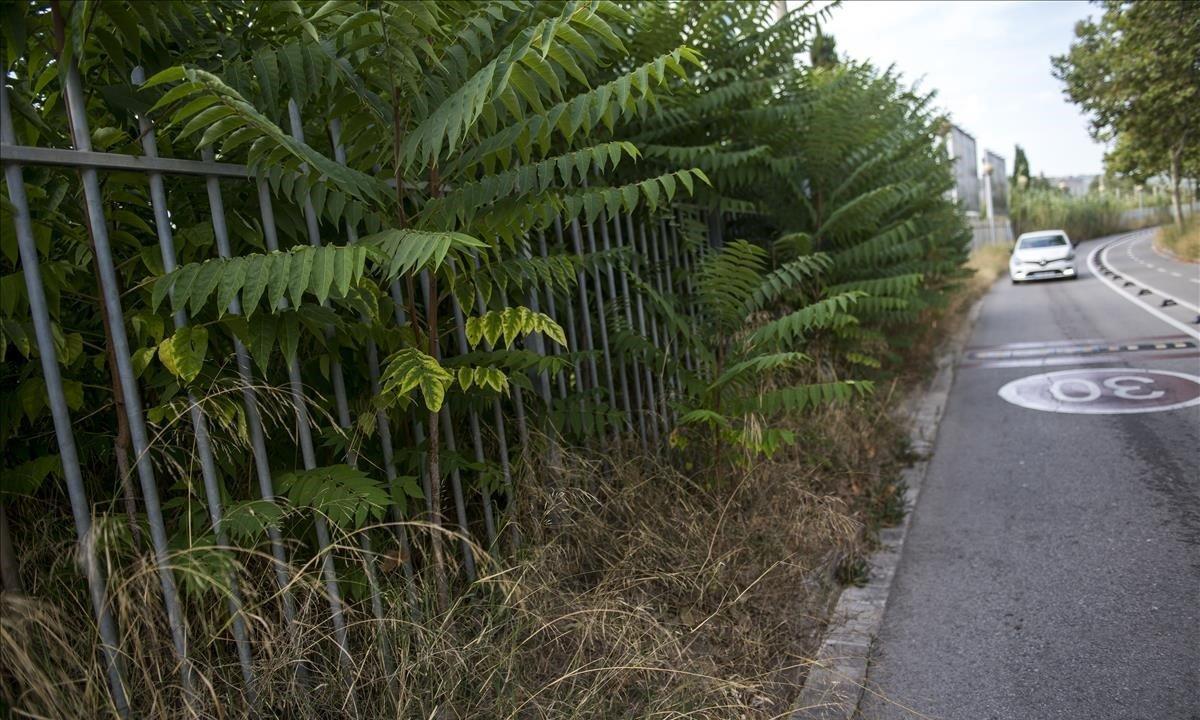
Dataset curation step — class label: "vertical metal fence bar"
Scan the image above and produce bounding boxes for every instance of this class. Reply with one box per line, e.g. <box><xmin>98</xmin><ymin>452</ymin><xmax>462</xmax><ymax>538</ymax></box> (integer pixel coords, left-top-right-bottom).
<box><xmin>553</xmin><ymin>224</ymin><xmax>581</xmax><ymax>364</ymax></box>
<box><xmin>291</xmin><ymin>102</ymin><xmax>396</xmax><ymax>691</ymax></box>
<box><xmin>646</xmin><ymin>220</ymin><xmax>669</xmax><ymax>422</ymax></box>
<box><xmin>419</xmin><ymin>271</ymin><xmax>478</xmax><ymax>582</ymax></box>
<box><xmin>672</xmin><ymin>211</ymin><xmax>697</xmax><ymax>374</ymax></box>
<box><xmin>536</xmin><ymin>231</ymin><xmax>571</xmax><ymax>403</ymax></box>
<box><xmin>567</xmin><ymin>218</ymin><xmax>600</xmax><ymax>405</ymax></box>
<box><xmin>326</xmin><ymin>120</ymin><xmax>409</xmax><ymax>670</ymax></box>
<box><xmin>287</xmin><ymin>109</ymin><xmax>389</xmax><ymax>650</ymax></box>
<box><xmin>582</xmin><ymin>215</ymin><xmax>618</xmax><ymax>439</ymax></box>
<box><xmin>329</xmin><ymin>123</ymin><xmax>418</xmax><ymax>597</ymax></box>
<box><xmin>364</xmin><ymin>333</ymin><xmax>419</xmax><ymax>591</ymax></box>
<box><xmin>227</xmin><ymin>181</ymin><xmax>304</xmax><ymax>633</ymax></box>
<box><xmin>518</xmin><ymin>239</ymin><xmax>554</xmax><ymax>410</ymax></box>
<box><xmin>131</xmin><ymin>86</ymin><xmax>255</xmax><ymax>693</ymax></box>
<box><xmin>620</xmin><ymin>214</ymin><xmax>658</xmax><ymax>446</ymax></box>
<box><xmin>1</xmin><ymin>82</ymin><xmax>131</xmax><ymax>718</ymax></box>
<box><xmin>554</xmin><ymin>219</ymin><xmax>587</xmax><ymax>439</ymax></box>
<box><xmin>255</xmin><ymin>179</ymin><xmax>356</xmax><ymax>679</ymax></box>
<box><xmin>388</xmin><ymin>281</ymin><xmax>438</xmax><ymax>534</ymax></box>
<box><xmin>656</xmin><ymin>219</ymin><xmax>681</xmax><ymax>426</ymax></box>
<box><xmin>610</xmin><ymin>215</ymin><xmax>647</xmax><ymax>449</ymax></box>
<box><xmin>649</xmin><ymin>220</ymin><xmax>676</xmax><ymax>431</ymax></box>
<box><xmin>450</xmin><ymin>291</ymin><xmax>498</xmax><ymax>547</ymax></box>
<box><xmin>387</xmin><ymin>280</ymin><xmax>446</xmax><ymax>588</ymax></box>
<box><xmin>489</xmin><ymin>387</ymin><xmax>518</xmax><ymax>546</ymax></box>
<box><xmin>438</xmin><ymin>407</ymin><xmax>478</xmax><ymax>580</ymax></box>
<box><xmin>636</xmin><ymin>219</ymin><xmax>668</xmax><ymax>442</ymax></box>
<box><xmin>597</xmin><ymin>214</ymin><xmax>634</xmax><ymax>435</ymax></box>
<box><xmin>61</xmin><ymin>62</ymin><xmax>196</xmax><ymax>697</ymax></box>
<box><xmin>472</xmin><ymin>255</ymin><xmax>519</xmax><ymax>547</ymax></box>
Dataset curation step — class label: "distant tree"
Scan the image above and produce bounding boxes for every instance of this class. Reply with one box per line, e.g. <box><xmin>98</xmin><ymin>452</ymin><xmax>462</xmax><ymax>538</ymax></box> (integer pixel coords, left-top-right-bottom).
<box><xmin>1052</xmin><ymin>0</ymin><xmax>1200</xmax><ymax>228</ymax></box>
<box><xmin>1105</xmin><ymin>129</ymin><xmax>1162</xmax><ymax>186</ymax></box>
<box><xmin>809</xmin><ymin>27</ymin><xmax>838</xmax><ymax>69</ymax></box>
<box><xmin>1012</xmin><ymin>145</ymin><xmax>1030</xmax><ymax>190</ymax></box>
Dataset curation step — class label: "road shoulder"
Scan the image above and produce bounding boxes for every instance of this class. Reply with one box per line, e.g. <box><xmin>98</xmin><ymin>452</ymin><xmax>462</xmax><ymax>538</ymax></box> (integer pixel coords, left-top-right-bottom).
<box><xmin>789</xmin><ymin>297</ymin><xmax>986</xmax><ymax>719</ymax></box>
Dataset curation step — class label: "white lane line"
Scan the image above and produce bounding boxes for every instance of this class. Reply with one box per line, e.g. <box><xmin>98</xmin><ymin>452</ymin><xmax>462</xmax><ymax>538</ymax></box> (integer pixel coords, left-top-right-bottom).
<box><xmin>1107</xmin><ymin>233</ymin><xmax>1200</xmax><ymax>312</ymax></box>
<box><xmin>1090</xmin><ymin>238</ymin><xmax>1200</xmax><ymax>340</ymax></box>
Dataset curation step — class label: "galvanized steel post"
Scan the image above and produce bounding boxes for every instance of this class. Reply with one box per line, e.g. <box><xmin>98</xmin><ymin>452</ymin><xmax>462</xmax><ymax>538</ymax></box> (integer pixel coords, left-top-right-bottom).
<box><xmin>61</xmin><ymin>62</ymin><xmax>196</xmax><ymax>696</ymax></box>
<box><xmin>131</xmin><ymin>68</ymin><xmax>256</xmax><ymax>694</ymax></box>
<box><xmin>2</xmin><ymin>81</ymin><xmax>131</xmax><ymax>717</ymax></box>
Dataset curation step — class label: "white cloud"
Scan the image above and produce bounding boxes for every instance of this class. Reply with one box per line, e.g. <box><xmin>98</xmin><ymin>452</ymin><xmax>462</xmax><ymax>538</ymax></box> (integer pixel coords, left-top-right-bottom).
<box><xmin>793</xmin><ymin>0</ymin><xmax>1106</xmax><ymax>176</ymax></box>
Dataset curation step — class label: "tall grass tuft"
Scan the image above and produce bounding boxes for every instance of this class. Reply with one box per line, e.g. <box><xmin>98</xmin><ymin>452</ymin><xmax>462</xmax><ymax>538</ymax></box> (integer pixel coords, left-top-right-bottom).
<box><xmin>1009</xmin><ymin>190</ymin><xmax>1130</xmax><ymax>241</ymax></box>
<box><xmin>1156</xmin><ymin>216</ymin><xmax>1200</xmax><ymax>262</ymax></box>
<box><xmin>0</xmin><ymin>404</ymin><xmax>912</xmax><ymax>719</ymax></box>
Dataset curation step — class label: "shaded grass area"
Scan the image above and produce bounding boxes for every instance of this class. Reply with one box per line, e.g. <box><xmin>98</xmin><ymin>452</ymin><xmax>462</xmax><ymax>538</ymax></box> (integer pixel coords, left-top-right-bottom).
<box><xmin>1156</xmin><ymin>217</ymin><xmax>1200</xmax><ymax>262</ymax></box>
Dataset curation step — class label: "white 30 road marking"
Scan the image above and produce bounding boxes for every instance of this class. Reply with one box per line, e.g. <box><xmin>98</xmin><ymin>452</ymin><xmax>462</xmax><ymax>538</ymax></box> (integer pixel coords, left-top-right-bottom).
<box><xmin>1088</xmin><ymin>236</ymin><xmax>1200</xmax><ymax>341</ymax></box>
<box><xmin>999</xmin><ymin>368</ymin><xmax>1200</xmax><ymax>414</ymax></box>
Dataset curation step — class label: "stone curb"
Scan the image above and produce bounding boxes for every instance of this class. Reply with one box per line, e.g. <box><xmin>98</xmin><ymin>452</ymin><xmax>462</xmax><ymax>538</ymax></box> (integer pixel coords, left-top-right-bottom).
<box><xmin>789</xmin><ymin>296</ymin><xmax>986</xmax><ymax>720</ymax></box>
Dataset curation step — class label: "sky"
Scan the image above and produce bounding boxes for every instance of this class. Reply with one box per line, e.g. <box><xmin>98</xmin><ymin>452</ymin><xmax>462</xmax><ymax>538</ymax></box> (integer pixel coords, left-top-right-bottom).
<box><xmin>800</xmin><ymin>0</ymin><xmax>1107</xmax><ymax>177</ymax></box>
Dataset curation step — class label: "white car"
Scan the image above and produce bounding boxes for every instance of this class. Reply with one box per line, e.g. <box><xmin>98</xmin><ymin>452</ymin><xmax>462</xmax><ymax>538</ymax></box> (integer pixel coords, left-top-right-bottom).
<box><xmin>1009</xmin><ymin>230</ymin><xmax>1077</xmax><ymax>283</ymax></box>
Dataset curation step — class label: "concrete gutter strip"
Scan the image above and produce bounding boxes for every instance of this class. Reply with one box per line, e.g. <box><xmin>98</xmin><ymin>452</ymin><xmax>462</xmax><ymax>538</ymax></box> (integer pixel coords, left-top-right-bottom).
<box><xmin>790</xmin><ymin>297</ymin><xmax>985</xmax><ymax>720</ymax></box>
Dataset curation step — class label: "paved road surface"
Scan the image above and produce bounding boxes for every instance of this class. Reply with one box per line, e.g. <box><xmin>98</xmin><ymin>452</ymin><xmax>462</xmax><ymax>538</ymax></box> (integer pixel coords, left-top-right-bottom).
<box><xmin>1105</xmin><ymin>229</ymin><xmax>1200</xmax><ymax>312</ymax></box>
<box><xmin>859</xmin><ymin>229</ymin><xmax>1200</xmax><ymax>719</ymax></box>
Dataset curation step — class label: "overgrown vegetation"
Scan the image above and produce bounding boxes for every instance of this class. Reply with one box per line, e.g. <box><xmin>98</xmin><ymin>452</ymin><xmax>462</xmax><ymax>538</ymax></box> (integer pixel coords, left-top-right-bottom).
<box><xmin>0</xmin><ymin>1</ymin><xmax>970</xmax><ymax>716</ymax></box>
<box><xmin>1009</xmin><ymin>188</ymin><xmax>1130</xmax><ymax>242</ymax></box>
<box><xmin>1156</xmin><ymin>216</ymin><xmax>1200</xmax><ymax>262</ymax></box>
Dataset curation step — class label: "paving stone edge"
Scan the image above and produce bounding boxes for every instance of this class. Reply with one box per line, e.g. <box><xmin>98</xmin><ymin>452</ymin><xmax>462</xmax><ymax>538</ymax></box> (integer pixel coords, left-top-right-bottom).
<box><xmin>789</xmin><ymin>296</ymin><xmax>987</xmax><ymax>720</ymax></box>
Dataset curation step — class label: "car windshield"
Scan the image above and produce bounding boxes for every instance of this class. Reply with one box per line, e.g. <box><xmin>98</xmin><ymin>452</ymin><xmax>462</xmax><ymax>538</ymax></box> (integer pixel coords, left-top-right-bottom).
<box><xmin>1019</xmin><ymin>235</ymin><xmax>1068</xmax><ymax>249</ymax></box>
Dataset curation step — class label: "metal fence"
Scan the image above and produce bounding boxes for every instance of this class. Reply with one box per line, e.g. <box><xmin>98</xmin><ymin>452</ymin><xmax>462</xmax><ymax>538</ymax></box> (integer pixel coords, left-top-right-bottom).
<box><xmin>967</xmin><ymin>214</ymin><xmax>1015</xmax><ymax>250</ymax></box>
<box><xmin>1</xmin><ymin>59</ymin><xmax>727</xmax><ymax>712</ymax></box>
<box><xmin>1120</xmin><ymin>201</ymin><xmax>1197</xmax><ymax>227</ymax></box>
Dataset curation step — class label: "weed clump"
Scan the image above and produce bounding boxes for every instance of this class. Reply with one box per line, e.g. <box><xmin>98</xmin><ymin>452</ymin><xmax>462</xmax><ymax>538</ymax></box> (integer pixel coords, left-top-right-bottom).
<box><xmin>1</xmin><ymin>397</ymin><xmax>910</xmax><ymax>718</ymax></box>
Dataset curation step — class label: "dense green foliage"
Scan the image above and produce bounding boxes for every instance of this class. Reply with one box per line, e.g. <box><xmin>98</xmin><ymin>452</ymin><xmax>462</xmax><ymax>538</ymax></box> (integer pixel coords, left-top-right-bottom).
<box><xmin>0</xmin><ymin>1</ymin><xmax>968</xmax><ymax>715</ymax></box>
<box><xmin>1052</xmin><ymin>0</ymin><xmax>1200</xmax><ymax>227</ymax></box>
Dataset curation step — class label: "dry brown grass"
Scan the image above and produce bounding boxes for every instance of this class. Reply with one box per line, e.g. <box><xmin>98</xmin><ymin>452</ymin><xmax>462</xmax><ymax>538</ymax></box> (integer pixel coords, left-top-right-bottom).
<box><xmin>964</xmin><ymin>244</ymin><xmax>1011</xmax><ymax>299</ymax></box>
<box><xmin>1</xmin><ymin>398</ymin><xmax>910</xmax><ymax>719</ymax></box>
<box><xmin>1156</xmin><ymin>218</ymin><xmax>1200</xmax><ymax>262</ymax></box>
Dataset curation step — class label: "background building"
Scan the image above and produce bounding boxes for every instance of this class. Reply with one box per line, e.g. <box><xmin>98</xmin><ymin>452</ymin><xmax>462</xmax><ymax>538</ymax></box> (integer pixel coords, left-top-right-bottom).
<box><xmin>945</xmin><ymin>124</ymin><xmax>980</xmax><ymax>214</ymax></box>
<box><xmin>984</xmin><ymin>149</ymin><xmax>1008</xmax><ymax>215</ymax></box>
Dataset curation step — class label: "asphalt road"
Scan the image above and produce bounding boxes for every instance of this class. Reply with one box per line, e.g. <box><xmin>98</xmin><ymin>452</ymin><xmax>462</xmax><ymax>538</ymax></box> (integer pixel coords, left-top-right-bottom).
<box><xmin>859</xmin><ymin>229</ymin><xmax>1200</xmax><ymax>720</ymax></box>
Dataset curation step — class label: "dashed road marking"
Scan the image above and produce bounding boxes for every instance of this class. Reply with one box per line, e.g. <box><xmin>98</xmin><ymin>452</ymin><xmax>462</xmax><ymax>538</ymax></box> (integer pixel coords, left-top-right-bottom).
<box><xmin>1096</xmin><ymin>235</ymin><xmax>1200</xmax><ymax>318</ymax></box>
<box><xmin>1089</xmin><ymin>235</ymin><xmax>1200</xmax><ymax>340</ymax></box>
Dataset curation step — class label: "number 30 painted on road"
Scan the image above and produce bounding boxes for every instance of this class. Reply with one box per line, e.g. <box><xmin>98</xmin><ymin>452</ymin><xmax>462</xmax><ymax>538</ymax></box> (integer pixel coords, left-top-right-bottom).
<box><xmin>999</xmin><ymin>368</ymin><xmax>1200</xmax><ymax>414</ymax></box>
<box><xmin>1047</xmin><ymin>375</ymin><xmax>1165</xmax><ymax>403</ymax></box>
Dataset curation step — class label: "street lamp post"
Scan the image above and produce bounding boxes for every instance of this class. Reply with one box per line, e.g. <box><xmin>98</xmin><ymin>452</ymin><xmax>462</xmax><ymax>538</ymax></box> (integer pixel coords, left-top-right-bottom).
<box><xmin>982</xmin><ymin>160</ymin><xmax>996</xmax><ymax>245</ymax></box>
